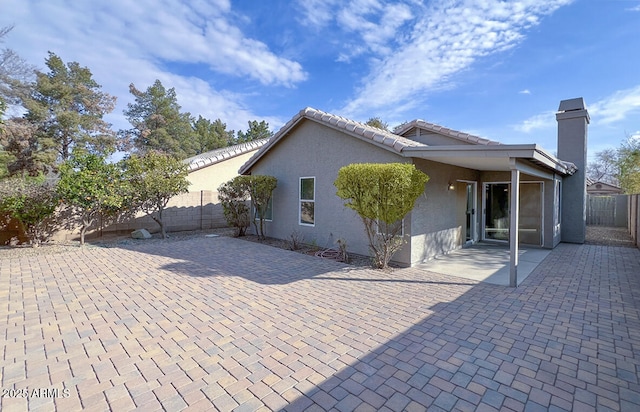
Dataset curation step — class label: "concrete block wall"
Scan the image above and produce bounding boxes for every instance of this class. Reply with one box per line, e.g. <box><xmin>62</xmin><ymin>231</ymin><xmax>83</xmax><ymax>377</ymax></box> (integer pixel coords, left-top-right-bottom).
<box><xmin>50</xmin><ymin>190</ymin><xmax>227</xmax><ymax>242</ymax></box>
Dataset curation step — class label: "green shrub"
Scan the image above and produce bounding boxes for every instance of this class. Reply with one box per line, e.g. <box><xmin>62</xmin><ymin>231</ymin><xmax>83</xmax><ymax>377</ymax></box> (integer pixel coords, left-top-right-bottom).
<box><xmin>218</xmin><ymin>178</ymin><xmax>250</xmax><ymax>237</ymax></box>
<box><xmin>57</xmin><ymin>150</ymin><xmax>127</xmax><ymax>245</ymax></box>
<box><xmin>123</xmin><ymin>152</ymin><xmax>189</xmax><ymax>239</ymax></box>
<box><xmin>0</xmin><ymin>175</ymin><xmax>59</xmax><ymax>246</ymax></box>
<box><xmin>219</xmin><ymin>175</ymin><xmax>276</xmax><ymax>239</ymax></box>
<box><xmin>335</xmin><ymin>163</ymin><xmax>429</xmax><ymax>269</ymax></box>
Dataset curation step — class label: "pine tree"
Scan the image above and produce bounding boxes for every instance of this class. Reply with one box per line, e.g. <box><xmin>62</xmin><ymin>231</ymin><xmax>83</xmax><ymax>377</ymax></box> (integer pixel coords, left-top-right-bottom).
<box><xmin>192</xmin><ymin>116</ymin><xmax>234</xmax><ymax>154</ymax></box>
<box><xmin>24</xmin><ymin>52</ymin><xmax>116</xmax><ymax>161</ymax></box>
<box><xmin>120</xmin><ymin>79</ymin><xmax>196</xmax><ymax>159</ymax></box>
<box><xmin>235</xmin><ymin>120</ymin><xmax>273</xmax><ymax>144</ymax></box>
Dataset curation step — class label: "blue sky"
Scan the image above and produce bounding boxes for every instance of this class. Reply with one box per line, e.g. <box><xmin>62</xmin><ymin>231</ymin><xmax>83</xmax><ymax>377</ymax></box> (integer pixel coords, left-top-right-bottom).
<box><xmin>2</xmin><ymin>0</ymin><xmax>639</xmax><ymax>162</ymax></box>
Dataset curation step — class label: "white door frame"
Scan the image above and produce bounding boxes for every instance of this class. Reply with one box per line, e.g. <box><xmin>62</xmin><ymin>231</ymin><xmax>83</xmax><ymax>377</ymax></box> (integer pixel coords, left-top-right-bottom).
<box><xmin>481</xmin><ymin>181</ymin><xmax>545</xmax><ymax>246</ymax></box>
<box><xmin>482</xmin><ymin>181</ymin><xmax>510</xmax><ymax>243</ymax></box>
<box><xmin>458</xmin><ymin>180</ymin><xmax>478</xmax><ymax>244</ymax></box>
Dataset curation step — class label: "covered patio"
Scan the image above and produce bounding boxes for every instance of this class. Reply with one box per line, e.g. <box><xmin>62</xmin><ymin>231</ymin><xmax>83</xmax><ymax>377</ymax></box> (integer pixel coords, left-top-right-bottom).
<box><xmin>405</xmin><ymin>144</ymin><xmax>576</xmax><ymax>286</ymax></box>
<box><xmin>414</xmin><ymin>243</ymin><xmax>551</xmax><ymax>286</ymax></box>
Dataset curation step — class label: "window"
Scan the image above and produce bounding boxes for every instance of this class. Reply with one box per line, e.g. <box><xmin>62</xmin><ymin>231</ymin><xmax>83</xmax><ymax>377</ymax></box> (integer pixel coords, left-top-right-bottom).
<box><xmin>299</xmin><ymin>177</ymin><xmax>315</xmax><ymax>226</ymax></box>
<box><xmin>254</xmin><ymin>197</ymin><xmax>273</xmax><ymax>221</ymax></box>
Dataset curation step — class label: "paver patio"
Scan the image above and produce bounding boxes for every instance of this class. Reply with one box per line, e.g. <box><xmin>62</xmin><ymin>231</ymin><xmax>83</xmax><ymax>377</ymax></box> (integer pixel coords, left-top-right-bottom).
<box><xmin>1</xmin><ymin>236</ymin><xmax>639</xmax><ymax>411</ymax></box>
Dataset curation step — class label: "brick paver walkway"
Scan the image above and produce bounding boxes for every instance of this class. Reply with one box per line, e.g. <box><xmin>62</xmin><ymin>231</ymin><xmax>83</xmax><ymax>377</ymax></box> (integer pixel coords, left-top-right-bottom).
<box><xmin>1</xmin><ymin>238</ymin><xmax>639</xmax><ymax>411</ymax></box>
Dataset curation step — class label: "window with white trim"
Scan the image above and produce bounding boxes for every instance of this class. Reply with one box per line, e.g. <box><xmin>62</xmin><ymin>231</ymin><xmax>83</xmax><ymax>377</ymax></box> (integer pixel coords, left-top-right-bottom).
<box><xmin>299</xmin><ymin>177</ymin><xmax>315</xmax><ymax>226</ymax></box>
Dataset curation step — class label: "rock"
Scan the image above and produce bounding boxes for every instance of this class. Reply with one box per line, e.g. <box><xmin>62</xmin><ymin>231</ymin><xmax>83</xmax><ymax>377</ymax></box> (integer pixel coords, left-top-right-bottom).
<box><xmin>131</xmin><ymin>229</ymin><xmax>152</xmax><ymax>239</ymax></box>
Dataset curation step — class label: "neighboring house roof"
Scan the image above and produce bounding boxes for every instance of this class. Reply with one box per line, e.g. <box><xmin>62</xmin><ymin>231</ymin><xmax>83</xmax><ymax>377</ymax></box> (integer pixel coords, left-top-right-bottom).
<box><xmin>239</xmin><ymin>107</ymin><xmax>577</xmax><ymax>177</ymax></box>
<box><xmin>587</xmin><ymin>180</ymin><xmax>622</xmax><ymax>193</ymax></box>
<box><xmin>394</xmin><ymin>120</ymin><xmax>501</xmax><ymax>145</ymax></box>
<box><xmin>185</xmin><ymin>139</ymin><xmax>269</xmax><ymax>172</ymax></box>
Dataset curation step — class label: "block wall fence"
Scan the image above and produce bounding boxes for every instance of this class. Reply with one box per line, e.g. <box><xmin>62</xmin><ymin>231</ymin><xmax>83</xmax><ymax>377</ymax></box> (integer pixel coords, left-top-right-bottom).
<box><xmin>52</xmin><ymin>190</ymin><xmax>226</xmax><ymax>242</ymax></box>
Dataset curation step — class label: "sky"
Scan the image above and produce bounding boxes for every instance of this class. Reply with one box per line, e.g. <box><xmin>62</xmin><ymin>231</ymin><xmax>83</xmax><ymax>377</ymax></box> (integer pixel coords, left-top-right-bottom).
<box><xmin>1</xmin><ymin>0</ymin><xmax>639</xmax><ymax>163</ymax></box>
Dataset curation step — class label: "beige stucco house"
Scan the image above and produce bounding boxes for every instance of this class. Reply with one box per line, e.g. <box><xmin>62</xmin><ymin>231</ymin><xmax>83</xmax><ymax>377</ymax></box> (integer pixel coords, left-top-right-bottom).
<box><xmin>68</xmin><ymin>139</ymin><xmax>269</xmax><ymax>239</ymax></box>
<box><xmin>239</xmin><ymin>99</ymin><xmax>590</xmax><ymax>286</ymax></box>
<box><xmin>185</xmin><ymin>139</ymin><xmax>268</xmax><ymax>191</ymax></box>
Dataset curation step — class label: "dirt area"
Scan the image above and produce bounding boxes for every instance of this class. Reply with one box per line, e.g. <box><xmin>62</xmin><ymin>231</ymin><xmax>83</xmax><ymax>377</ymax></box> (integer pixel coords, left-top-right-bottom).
<box><xmin>585</xmin><ymin>226</ymin><xmax>636</xmax><ymax>248</ymax></box>
<box><xmin>0</xmin><ymin>227</ymin><xmax>375</xmax><ymax>267</ymax></box>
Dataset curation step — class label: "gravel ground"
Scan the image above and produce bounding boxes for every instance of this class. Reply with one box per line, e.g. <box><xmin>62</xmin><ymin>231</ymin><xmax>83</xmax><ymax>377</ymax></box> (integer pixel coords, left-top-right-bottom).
<box><xmin>585</xmin><ymin>225</ymin><xmax>636</xmax><ymax>247</ymax></box>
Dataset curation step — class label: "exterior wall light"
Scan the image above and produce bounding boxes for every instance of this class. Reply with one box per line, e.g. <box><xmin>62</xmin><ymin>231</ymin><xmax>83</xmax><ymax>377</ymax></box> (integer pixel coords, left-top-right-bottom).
<box><xmin>448</xmin><ymin>182</ymin><xmax>455</xmax><ymax>191</ymax></box>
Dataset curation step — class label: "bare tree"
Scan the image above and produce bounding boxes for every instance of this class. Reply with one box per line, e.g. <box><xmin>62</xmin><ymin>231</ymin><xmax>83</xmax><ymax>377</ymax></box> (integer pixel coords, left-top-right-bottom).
<box><xmin>587</xmin><ymin>148</ymin><xmax>619</xmax><ymax>185</ymax></box>
<box><xmin>0</xmin><ymin>25</ymin><xmax>35</xmax><ymax>108</ymax></box>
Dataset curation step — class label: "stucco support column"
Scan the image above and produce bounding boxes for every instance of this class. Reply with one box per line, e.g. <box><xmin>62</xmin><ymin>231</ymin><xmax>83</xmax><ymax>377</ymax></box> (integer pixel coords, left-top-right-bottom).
<box><xmin>509</xmin><ymin>164</ymin><xmax>520</xmax><ymax>287</ymax></box>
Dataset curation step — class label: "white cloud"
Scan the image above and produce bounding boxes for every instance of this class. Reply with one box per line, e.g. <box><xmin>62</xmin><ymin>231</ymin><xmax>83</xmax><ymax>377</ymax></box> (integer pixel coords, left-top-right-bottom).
<box><xmin>513</xmin><ymin>111</ymin><xmax>556</xmax><ymax>133</ymax></box>
<box><xmin>91</xmin><ymin>0</ymin><xmax>306</xmax><ymax>87</ymax></box>
<box><xmin>519</xmin><ymin>89</ymin><xmax>532</xmax><ymax>95</ymax></box>
<box><xmin>336</xmin><ymin>1</ymin><xmax>414</xmax><ymax>59</ymax></box>
<box><xmin>589</xmin><ymin>85</ymin><xmax>640</xmax><ymax>124</ymax></box>
<box><xmin>162</xmin><ymin>75</ymin><xmax>285</xmax><ymax>132</ymax></box>
<box><xmin>337</xmin><ymin>0</ymin><xmax>574</xmax><ymax>118</ymax></box>
<box><xmin>297</xmin><ymin>0</ymin><xmax>416</xmax><ymax>61</ymax></box>
<box><xmin>513</xmin><ymin>85</ymin><xmax>640</xmax><ymax>134</ymax></box>
<box><xmin>2</xmin><ymin>0</ymin><xmax>305</xmax><ymax>133</ymax></box>
<box><xmin>296</xmin><ymin>0</ymin><xmax>340</xmax><ymax>27</ymax></box>
<box><xmin>627</xmin><ymin>5</ymin><xmax>640</xmax><ymax>12</ymax></box>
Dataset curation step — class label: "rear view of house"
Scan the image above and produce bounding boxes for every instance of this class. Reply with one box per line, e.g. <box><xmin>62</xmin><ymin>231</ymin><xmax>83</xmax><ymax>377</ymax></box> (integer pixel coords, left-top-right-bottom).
<box><xmin>239</xmin><ymin>99</ymin><xmax>589</xmax><ymax>280</ymax></box>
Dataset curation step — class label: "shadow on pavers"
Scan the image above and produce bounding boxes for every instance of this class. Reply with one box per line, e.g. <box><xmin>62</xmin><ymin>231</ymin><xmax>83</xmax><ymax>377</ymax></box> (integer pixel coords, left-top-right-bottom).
<box><xmin>113</xmin><ymin>236</ymin><xmax>358</xmax><ymax>285</ymax></box>
<box><xmin>283</xmin><ymin>244</ymin><xmax>640</xmax><ymax>411</ymax></box>
<box><xmin>115</xmin><ymin>236</ymin><xmax>482</xmax><ymax>286</ymax></box>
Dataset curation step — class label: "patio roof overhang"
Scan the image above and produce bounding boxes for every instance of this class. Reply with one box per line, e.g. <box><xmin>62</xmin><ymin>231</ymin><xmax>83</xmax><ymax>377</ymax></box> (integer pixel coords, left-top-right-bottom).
<box><xmin>402</xmin><ymin>144</ymin><xmax>577</xmax><ymax>179</ymax></box>
<box><xmin>404</xmin><ymin>144</ymin><xmax>576</xmax><ymax>287</ymax></box>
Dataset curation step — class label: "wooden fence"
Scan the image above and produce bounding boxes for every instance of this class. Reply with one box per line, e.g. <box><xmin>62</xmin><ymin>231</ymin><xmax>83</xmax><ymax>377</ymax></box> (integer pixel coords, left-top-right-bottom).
<box><xmin>586</xmin><ymin>195</ymin><xmax>628</xmax><ymax>227</ymax></box>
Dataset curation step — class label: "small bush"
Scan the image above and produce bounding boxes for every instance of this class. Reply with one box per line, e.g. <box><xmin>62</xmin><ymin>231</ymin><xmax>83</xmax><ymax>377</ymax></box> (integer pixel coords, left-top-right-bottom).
<box><xmin>336</xmin><ymin>238</ymin><xmax>349</xmax><ymax>263</ymax></box>
<box><xmin>218</xmin><ymin>178</ymin><xmax>250</xmax><ymax>236</ymax></box>
<box><xmin>0</xmin><ymin>175</ymin><xmax>59</xmax><ymax>246</ymax></box>
<box><xmin>335</xmin><ymin>163</ymin><xmax>429</xmax><ymax>269</ymax></box>
<box><xmin>289</xmin><ymin>230</ymin><xmax>304</xmax><ymax>250</ymax></box>
<box><xmin>218</xmin><ymin>175</ymin><xmax>277</xmax><ymax>239</ymax></box>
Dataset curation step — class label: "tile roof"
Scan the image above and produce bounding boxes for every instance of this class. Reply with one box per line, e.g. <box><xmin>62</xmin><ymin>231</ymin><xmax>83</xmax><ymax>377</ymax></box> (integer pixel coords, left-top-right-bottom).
<box><xmin>238</xmin><ymin>107</ymin><xmax>572</xmax><ymax>177</ymax></box>
<box><xmin>394</xmin><ymin>120</ymin><xmax>501</xmax><ymax>145</ymax></box>
<box><xmin>239</xmin><ymin>107</ymin><xmax>425</xmax><ymax>174</ymax></box>
<box><xmin>184</xmin><ymin>138</ymin><xmax>269</xmax><ymax>172</ymax></box>
<box><xmin>298</xmin><ymin>107</ymin><xmax>425</xmax><ymax>152</ymax></box>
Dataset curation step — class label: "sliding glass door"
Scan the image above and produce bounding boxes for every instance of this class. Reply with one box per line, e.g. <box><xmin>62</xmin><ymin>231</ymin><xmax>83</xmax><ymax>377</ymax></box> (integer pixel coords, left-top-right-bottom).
<box><xmin>483</xmin><ymin>182</ymin><xmax>543</xmax><ymax>245</ymax></box>
<box><xmin>484</xmin><ymin>183</ymin><xmax>509</xmax><ymax>241</ymax></box>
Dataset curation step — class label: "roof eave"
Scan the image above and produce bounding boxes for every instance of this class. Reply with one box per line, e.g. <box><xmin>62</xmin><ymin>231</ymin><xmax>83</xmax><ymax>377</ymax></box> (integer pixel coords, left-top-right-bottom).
<box><xmin>238</xmin><ymin>111</ymin><xmax>305</xmax><ymax>175</ymax></box>
<box><xmin>403</xmin><ymin>144</ymin><xmax>577</xmax><ymax>175</ymax></box>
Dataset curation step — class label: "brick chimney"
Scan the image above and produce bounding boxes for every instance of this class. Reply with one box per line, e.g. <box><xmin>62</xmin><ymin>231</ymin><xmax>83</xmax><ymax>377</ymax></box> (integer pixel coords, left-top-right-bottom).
<box><xmin>556</xmin><ymin>97</ymin><xmax>590</xmax><ymax>243</ymax></box>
